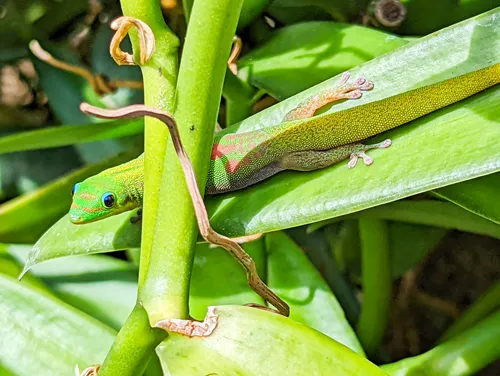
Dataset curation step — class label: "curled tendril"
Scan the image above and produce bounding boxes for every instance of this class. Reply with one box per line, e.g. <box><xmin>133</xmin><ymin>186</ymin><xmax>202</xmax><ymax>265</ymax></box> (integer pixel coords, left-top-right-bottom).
<box><xmin>109</xmin><ymin>16</ymin><xmax>156</xmax><ymax>66</ymax></box>
<box><xmin>75</xmin><ymin>364</ymin><xmax>101</xmax><ymax>376</ymax></box>
<box><xmin>228</xmin><ymin>35</ymin><xmax>242</xmax><ymax>75</ymax></box>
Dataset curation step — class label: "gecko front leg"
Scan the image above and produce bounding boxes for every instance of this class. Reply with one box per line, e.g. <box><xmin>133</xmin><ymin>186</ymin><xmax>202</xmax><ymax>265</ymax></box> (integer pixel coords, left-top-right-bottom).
<box><xmin>283</xmin><ymin>72</ymin><xmax>374</xmax><ymax>122</ymax></box>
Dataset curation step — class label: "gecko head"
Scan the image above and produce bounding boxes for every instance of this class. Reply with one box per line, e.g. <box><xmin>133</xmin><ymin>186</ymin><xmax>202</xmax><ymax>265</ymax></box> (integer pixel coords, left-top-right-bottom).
<box><xmin>69</xmin><ymin>174</ymin><xmax>135</xmax><ymax>224</ymax></box>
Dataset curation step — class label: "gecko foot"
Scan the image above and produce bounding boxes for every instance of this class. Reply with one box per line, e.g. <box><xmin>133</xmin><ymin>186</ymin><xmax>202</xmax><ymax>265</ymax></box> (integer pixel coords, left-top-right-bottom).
<box><xmin>347</xmin><ymin>139</ymin><xmax>392</xmax><ymax>168</ymax></box>
<box><xmin>335</xmin><ymin>72</ymin><xmax>374</xmax><ymax>98</ymax></box>
<box><xmin>154</xmin><ymin>306</ymin><xmax>218</xmax><ymax>337</ymax></box>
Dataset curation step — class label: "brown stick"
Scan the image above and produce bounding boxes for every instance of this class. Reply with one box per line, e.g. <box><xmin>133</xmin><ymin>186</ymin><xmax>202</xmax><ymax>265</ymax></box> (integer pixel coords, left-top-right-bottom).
<box><xmin>29</xmin><ymin>40</ymin><xmax>143</xmax><ymax>95</ymax></box>
<box><xmin>80</xmin><ymin>103</ymin><xmax>290</xmax><ymax>317</ymax></box>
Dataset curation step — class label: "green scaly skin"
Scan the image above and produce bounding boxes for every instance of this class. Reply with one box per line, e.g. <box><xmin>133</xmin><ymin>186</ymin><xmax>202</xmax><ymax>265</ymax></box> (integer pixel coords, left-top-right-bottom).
<box><xmin>69</xmin><ymin>64</ymin><xmax>500</xmax><ymax>224</ymax></box>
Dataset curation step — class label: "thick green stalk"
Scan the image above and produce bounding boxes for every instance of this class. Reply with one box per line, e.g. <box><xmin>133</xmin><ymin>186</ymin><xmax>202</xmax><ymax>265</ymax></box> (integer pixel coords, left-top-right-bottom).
<box><xmin>140</xmin><ymin>0</ymin><xmax>244</xmax><ymax>324</ymax></box>
<box><xmin>382</xmin><ymin>309</ymin><xmax>500</xmax><ymax>376</ymax></box>
<box><xmin>356</xmin><ymin>218</ymin><xmax>391</xmax><ymax>357</ymax></box>
<box><xmin>99</xmin><ymin>305</ymin><xmax>164</xmax><ymax>376</ymax></box>
<box><xmin>98</xmin><ymin>1</ymin><xmax>178</xmax><ymax>374</ymax></box>
<box><xmin>117</xmin><ymin>0</ymin><xmax>180</xmax><ymax>288</ymax></box>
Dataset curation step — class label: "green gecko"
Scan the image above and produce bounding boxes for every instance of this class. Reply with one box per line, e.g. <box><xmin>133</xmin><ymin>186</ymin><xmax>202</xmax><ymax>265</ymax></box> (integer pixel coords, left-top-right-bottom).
<box><xmin>69</xmin><ymin>64</ymin><xmax>500</xmax><ymax>224</ymax></box>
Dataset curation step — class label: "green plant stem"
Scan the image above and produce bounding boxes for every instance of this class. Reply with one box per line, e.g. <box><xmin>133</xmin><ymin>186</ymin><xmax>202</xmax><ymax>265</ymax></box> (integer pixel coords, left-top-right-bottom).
<box><xmin>140</xmin><ymin>0</ymin><xmax>244</xmax><ymax>324</ymax></box>
<box><xmin>118</xmin><ymin>0</ymin><xmax>180</xmax><ymax>289</ymax></box>
<box><xmin>382</xmin><ymin>309</ymin><xmax>500</xmax><ymax>376</ymax></box>
<box><xmin>356</xmin><ymin>218</ymin><xmax>391</xmax><ymax>357</ymax></box>
<box><xmin>97</xmin><ymin>1</ymin><xmax>178</xmax><ymax>374</ymax></box>
<box><xmin>99</xmin><ymin>305</ymin><xmax>164</xmax><ymax>376</ymax></box>
<box><xmin>439</xmin><ymin>280</ymin><xmax>500</xmax><ymax>343</ymax></box>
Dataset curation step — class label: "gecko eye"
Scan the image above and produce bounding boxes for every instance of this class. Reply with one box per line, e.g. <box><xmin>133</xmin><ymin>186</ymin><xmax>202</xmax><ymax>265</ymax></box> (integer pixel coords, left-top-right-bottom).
<box><xmin>71</xmin><ymin>184</ymin><xmax>79</xmax><ymax>196</ymax></box>
<box><xmin>101</xmin><ymin>193</ymin><xmax>116</xmax><ymax>208</ymax></box>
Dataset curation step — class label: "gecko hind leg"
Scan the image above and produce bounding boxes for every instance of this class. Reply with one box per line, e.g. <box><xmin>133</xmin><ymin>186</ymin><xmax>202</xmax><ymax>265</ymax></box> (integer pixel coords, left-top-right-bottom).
<box><xmin>279</xmin><ymin>139</ymin><xmax>392</xmax><ymax>172</ymax></box>
<box><xmin>283</xmin><ymin>72</ymin><xmax>374</xmax><ymax>122</ymax></box>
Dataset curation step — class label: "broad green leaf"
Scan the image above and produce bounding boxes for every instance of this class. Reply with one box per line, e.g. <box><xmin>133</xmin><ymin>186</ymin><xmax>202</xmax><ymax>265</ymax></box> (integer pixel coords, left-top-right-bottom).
<box><xmin>205</xmin><ymin>9</ymin><xmax>500</xmax><ymax>237</ymax></box>
<box><xmin>266</xmin><ymin>231</ymin><xmax>364</xmax><ymax>354</ymax></box>
<box><xmin>157</xmin><ymin>306</ymin><xmax>387</xmax><ymax>375</ymax></box>
<box><xmin>0</xmin><ymin>119</ymin><xmax>143</xmax><ymax>154</ymax></box>
<box><xmin>382</xmin><ymin>309</ymin><xmax>500</xmax><ymax>376</ymax></box>
<box><xmin>433</xmin><ymin>172</ymin><xmax>500</xmax><ymax>225</ymax></box>
<box><xmin>208</xmin><ymin>86</ymin><xmax>500</xmax><ymax>236</ymax></box>
<box><xmin>0</xmin><ymin>244</ymin><xmax>52</xmax><ymax>294</ymax></box>
<box><xmin>11</xmin><ymin>246</ymin><xmax>138</xmax><ymax>331</ymax></box>
<box><xmin>0</xmin><ymin>273</ymin><xmax>115</xmax><ymax>376</ymax></box>
<box><xmin>0</xmin><ymin>151</ymin><xmax>140</xmax><ymax>244</ymax></box>
<box><xmin>22</xmin><ymin>212</ymin><xmax>140</xmax><ymax>276</ymax></box>
<box><xmin>238</xmin><ymin>22</ymin><xmax>407</xmax><ymax>99</ymax></box>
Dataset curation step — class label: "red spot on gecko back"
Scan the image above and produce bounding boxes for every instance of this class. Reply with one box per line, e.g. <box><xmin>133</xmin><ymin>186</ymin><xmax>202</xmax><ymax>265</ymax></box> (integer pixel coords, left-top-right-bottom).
<box><xmin>225</xmin><ymin>160</ymin><xmax>240</xmax><ymax>173</ymax></box>
<box><xmin>211</xmin><ymin>133</ymin><xmax>267</xmax><ymax>161</ymax></box>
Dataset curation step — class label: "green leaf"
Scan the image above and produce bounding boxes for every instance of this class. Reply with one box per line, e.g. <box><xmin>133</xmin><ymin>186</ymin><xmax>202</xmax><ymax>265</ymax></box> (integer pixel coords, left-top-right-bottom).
<box><xmin>0</xmin><ymin>119</ymin><xmax>143</xmax><ymax>155</ymax></box>
<box><xmin>10</xmin><ymin>244</ymin><xmax>138</xmax><ymax>330</ymax></box>
<box><xmin>205</xmin><ymin>9</ymin><xmax>500</xmax><ymax>237</ymax></box>
<box><xmin>0</xmin><ymin>273</ymin><xmax>115</xmax><ymax>376</ymax></box>
<box><xmin>433</xmin><ymin>172</ymin><xmax>500</xmax><ymax>225</ymax></box>
<box><xmin>266</xmin><ymin>231</ymin><xmax>364</xmax><ymax>355</ymax></box>
<box><xmin>238</xmin><ymin>22</ymin><xmax>407</xmax><ymax>99</ymax></box>
<box><xmin>156</xmin><ymin>306</ymin><xmax>388</xmax><ymax>375</ymax></box>
<box><xmin>0</xmin><ymin>244</ymin><xmax>52</xmax><ymax>294</ymax></box>
<box><xmin>21</xmin><ymin>211</ymin><xmax>140</xmax><ymax>276</ymax></box>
